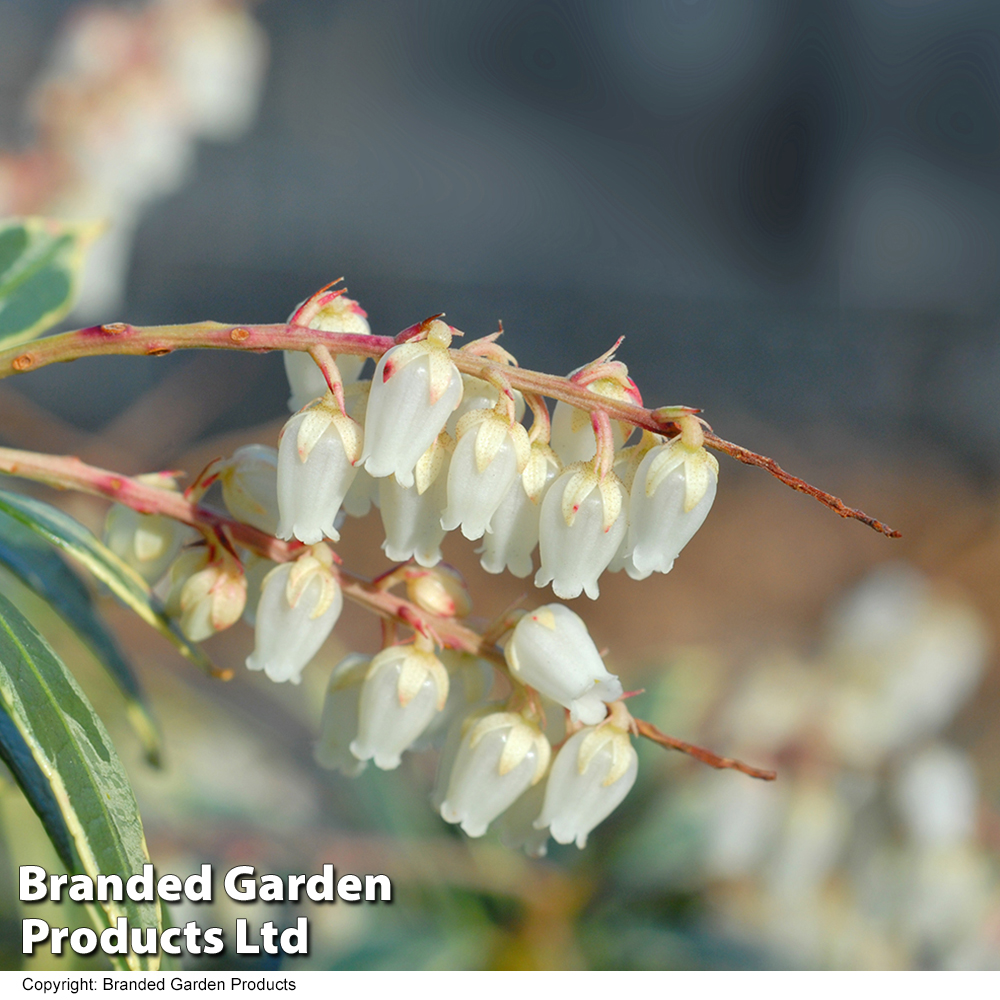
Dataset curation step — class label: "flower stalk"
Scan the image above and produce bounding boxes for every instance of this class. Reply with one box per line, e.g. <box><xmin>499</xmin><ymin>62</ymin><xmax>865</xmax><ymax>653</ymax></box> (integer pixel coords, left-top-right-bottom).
<box><xmin>0</xmin><ymin>319</ymin><xmax>900</xmax><ymax>536</ymax></box>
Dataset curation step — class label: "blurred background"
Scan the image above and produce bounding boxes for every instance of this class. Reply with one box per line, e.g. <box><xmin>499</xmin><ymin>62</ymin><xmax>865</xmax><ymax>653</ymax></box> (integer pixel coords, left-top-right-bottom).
<box><xmin>1</xmin><ymin>0</ymin><xmax>1000</xmax><ymax>971</ymax></box>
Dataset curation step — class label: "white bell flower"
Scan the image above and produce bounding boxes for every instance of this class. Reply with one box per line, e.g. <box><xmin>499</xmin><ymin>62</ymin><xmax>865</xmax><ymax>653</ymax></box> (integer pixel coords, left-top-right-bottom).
<box><xmin>246</xmin><ymin>545</ymin><xmax>342</xmax><ymax>684</ymax></box>
<box><xmin>165</xmin><ymin>546</ymin><xmax>246</xmax><ymax>643</ymax></box>
<box><xmin>550</xmin><ymin>375</ymin><xmax>634</xmax><ymax>465</ymax></box>
<box><xmin>535</xmin><ymin>464</ymin><xmax>628</xmax><ymax>600</ymax></box>
<box><xmin>284</xmin><ymin>290</ymin><xmax>371</xmax><ymax>411</ymax></box>
<box><xmin>219</xmin><ymin>444</ymin><xmax>280</xmax><ymax>535</ymax></box>
<box><xmin>412</xmin><ymin>650</ymin><xmax>494</xmax><ymax>751</ymax></box>
<box><xmin>315</xmin><ymin>654</ymin><xmax>370</xmax><ymax>778</ymax></box>
<box><xmin>505</xmin><ymin>604</ymin><xmax>622</xmax><ymax>725</ymax></box>
<box><xmin>627</xmin><ymin>439</ymin><xmax>718</xmax><ymax>579</ymax></box>
<box><xmin>446</xmin><ymin>375</ymin><xmax>525</xmax><ymax>437</ymax></box>
<box><xmin>340</xmin><ymin>381</ymin><xmax>380</xmax><ymax>517</ymax></box>
<box><xmin>378</xmin><ymin>433</ymin><xmax>451</xmax><ymax>567</ymax></box>
<box><xmin>350</xmin><ymin>644</ymin><xmax>450</xmax><ymax>770</ymax></box>
<box><xmin>534</xmin><ymin>721</ymin><xmax>638</xmax><ymax>849</ymax></box>
<box><xmin>104</xmin><ymin>504</ymin><xmax>196</xmax><ymax>584</ymax></box>
<box><xmin>479</xmin><ymin>442</ymin><xmax>560</xmax><ymax>578</ymax></box>
<box><xmin>498</xmin><ymin>781</ymin><xmax>550</xmax><ymax>858</ymax></box>
<box><xmin>276</xmin><ymin>392</ymin><xmax>362</xmax><ymax>544</ymax></box>
<box><xmin>441</xmin><ymin>410</ymin><xmax>530</xmax><ymax>541</ymax></box>
<box><xmin>360</xmin><ymin>320</ymin><xmax>463</xmax><ymax>487</ymax></box>
<box><xmin>439</xmin><ymin>711</ymin><xmax>550</xmax><ymax>838</ymax></box>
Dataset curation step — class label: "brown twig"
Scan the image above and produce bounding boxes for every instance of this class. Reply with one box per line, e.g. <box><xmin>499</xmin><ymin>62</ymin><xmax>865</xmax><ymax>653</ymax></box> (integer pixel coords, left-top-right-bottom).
<box><xmin>634</xmin><ymin>718</ymin><xmax>777</xmax><ymax>781</ymax></box>
<box><xmin>702</xmin><ymin>430</ymin><xmax>901</xmax><ymax>539</ymax></box>
<box><xmin>0</xmin><ymin>320</ymin><xmax>899</xmax><ymax>536</ymax></box>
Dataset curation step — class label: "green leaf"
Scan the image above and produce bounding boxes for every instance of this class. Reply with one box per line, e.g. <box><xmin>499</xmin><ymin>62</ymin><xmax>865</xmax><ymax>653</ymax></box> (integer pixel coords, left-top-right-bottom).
<box><xmin>0</xmin><ymin>589</ymin><xmax>160</xmax><ymax>970</ymax></box>
<box><xmin>0</xmin><ymin>217</ymin><xmax>102</xmax><ymax>349</ymax></box>
<box><xmin>0</xmin><ymin>489</ymin><xmax>222</xmax><ymax>679</ymax></box>
<box><xmin>0</xmin><ymin>509</ymin><xmax>163</xmax><ymax>766</ymax></box>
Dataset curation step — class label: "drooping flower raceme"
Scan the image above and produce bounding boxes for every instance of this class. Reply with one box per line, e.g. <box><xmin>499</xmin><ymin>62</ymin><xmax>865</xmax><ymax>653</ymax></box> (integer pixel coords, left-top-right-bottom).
<box><xmin>284</xmin><ymin>289</ymin><xmax>372</xmax><ymax>412</ymax></box>
<box><xmin>219</xmin><ymin>444</ymin><xmax>280</xmax><ymax>535</ymax></box>
<box><xmin>350</xmin><ymin>644</ymin><xmax>450</xmax><ymax>770</ymax></box>
<box><xmin>439</xmin><ymin>711</ymin><xmax>551</xmax><ymax>838</ymax></box>
<box><xmin>246</xmin><ymin>544</ymin><xmax>342</xmax><ymax>684</ymax></box>
<box><xmin>626</xmin><ymin>439</ymin><xmax>718</xmax><ymax>580</ymax></box>
<box><xmin>379</xmin><ymin>432</ymin><xmax>451</xmax><ymax>567</ymax></box>
<box><xmin>360</xmin><ymin>319</ymin><xmax>463</xmax><ymax>487</ymax></box>
<box><xmin>534</xmin><ymin>719</ymin><xmax>638</xmax><ymax>849</ymax></box>
<box><xmin>315</xmin><ymin>654</ymin><xmax>370</xmax><ymax>777</ymax></box>
<box><xmin>165</xmin><ymin>546</ymin><xmax>246</xmax><ymax>643</ymax></box>
<box><xmin>535</xmin><ymin>463</ymin><xmax>628</xmax><ymax>600</ymax></box>
<box><xmin>441</xmin><ymin>409</ymin><xmax>530</xmax><ymax>541</ymax></box>
<box><xmin>505</xmin><ymin>604</ymin><xmax>623</xmax><ymax>724</ymax></box>
<box><xmin>276</xmin><ymin>392</ymin><xmax>362</xmax><ymax>544</ymax></box>
<box><xmin>479</xmin><ymin>442</ymin><xmax>560</xmax><ymax>578</ymax></box>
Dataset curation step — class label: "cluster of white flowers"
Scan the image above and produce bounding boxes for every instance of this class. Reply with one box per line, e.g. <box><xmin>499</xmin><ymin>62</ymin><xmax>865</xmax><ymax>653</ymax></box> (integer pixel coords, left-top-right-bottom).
<box><xmin>316</xmin><ymin>604</ymin><xmax>638</xmax><ymax>853</ymax></box>
<box><xmin>103</xmin><ymin>288</ymin><xmax>722</xmax><ymax>853</ymax></box>
<box><xmin>276</xmin><ymin>290</ymin><xmax>719</xmax><ymax>601</ymax></box>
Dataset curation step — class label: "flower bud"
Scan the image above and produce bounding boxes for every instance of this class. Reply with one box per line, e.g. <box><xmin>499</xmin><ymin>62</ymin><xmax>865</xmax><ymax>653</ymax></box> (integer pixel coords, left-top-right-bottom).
<box><xmin>165</xmin><ymin>546</ymin><xmax>246</xmax><ymax>643</ymax></box>
<box><xmin>378</xmin><ymin>433</ymin><xmax>451</xmax><ymax>567</ymax></box>
<box><xmin>284</xmin><ymin>290</ymin><xmax>371</xmax><ymax>412</ymax></box>
<box><xmin>104</xmin><ymin>504</ymin><xmax>196</xmax><ymax>584</ymax></box>
<box><xmin>246</xmin><ymin>545</ymin><xmax>342</xmax><ymax>684</ymax></box>
<box><xmin>440</xmin><ymin>711</ymin><xmax>550</xmax><ymax>838</ymax></box>
<box><xmin>405</xmin><ymin>565</ymin><xmax>472</xmax><ymax>619</ymax></box>
<box><xmin>361</xmin><ymin>321</ymin><xmax>463</xmax><ymax>487</ymax></box>
<box><xmin>315</xmin><ymin>654</ymin><xmax>370</xmax><ymax>777</ymax></box>
<box><xmin>534</xmin><ymin>721</ymin><xmax>638</xmax><ymax>849</ymax></box>
<box><xmin>479</xmin><ymin>442</ymin><xmax>560</xmax><ymax>578</ymax></box>
<box><xmin>627</xmin><ymin>439</ymin><xmax>718</xmax><ymax>579</ymax></box>
<box><xmin>219</xmin><ymin>444</ymin><xmax>280</xmax><ymax>535</ymax></box>
<box><xmin>350</xmin><ymin>644</ymin><xmax>450</xmax><ymax>769</ymax></box>
<box><xmin>441</xmin><ymin>410</ymin><xmax>530</xmax><ymax>541</ymax></box>
<box><xmin>276</xmin><ymin>393</ymin><xmax>362</xmax><ymax>544</ymax></box>
<box><xmin>505</xmin><ymin>604</ymin><xmax>622</xmax><ymax>725</ymax></box>
<box><xmin>535</xmin><ymin>464</ymin><xmax>628</xmax><ymax>600</ymax></box>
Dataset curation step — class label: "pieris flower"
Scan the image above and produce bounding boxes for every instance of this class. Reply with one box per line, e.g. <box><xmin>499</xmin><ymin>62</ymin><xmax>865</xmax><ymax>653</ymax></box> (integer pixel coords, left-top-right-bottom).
<box><xmin>315</xmin><ymin>654</ymin><xmax>370</xmax><ymax>778</ymax></box>
<box><xmin>219</xmin><ymin>444</ymin><xmax>279</xmax><ymax>535</ymax></box>
<box><xmin>627</xmin><ymin>439</ymin><xmax>718</xmax><ymax>579</ymax></box>
<box><xmin>446</xmin><ymin>375</ymin><xmax>525</xmax><ymax>437</ymax></box>
<box><xmin>239</xmin><ymin>550</ymin><xmax>276</xmax><ymax>627</ymax></box>
<box><xmin>535</xmin><ymin>464</ymin><xmax>628</xmax><ymax>600</ymax></box>
<box><xmin>441</xmin><ymin>410</ymin><xmax>530</xmax><ymax>541</ymax></box>
<box><xmin>361</xmin><ymin>319</ymin><xmax>462</xmax><ymax>487</ymax></box>
<box><xmin>412</xmin><ymin>650</ymin><xmax>493</xmax><ymax>751</ymax></box>
<box><xmin>534</xmin><ymin>721</ymin><xmax>638</xmax><ymax>849</ymax></box>
<box><xmin>439</xmin><ymin>711</ymin><xmax>550</xmax><ymax>837</ymax></box>
<box><xmin>246</xmin><ymin>545</ymin><xmax>342</xmax><ymax>684</ymax></box>
<box><xmin>340</xmin><ymin>380</ymin><xmax>380</xmax><ymax>518</ymax></box>
<box><xmin>350</xmin><ymin>644</ymin><xmax>450</xmax><ymax>770</ymax></box>
<box><xmin>276</xmin><ymin>392</ymin><xmax>362</xmax><ymax>544</ymax></box>
<box><xmin>165</xmin><ymin>546</ymin><xmax>245</xmax><ymax>643</ymax></box>
<box><xmin>479</xmin><ymin>442</ymin><xmax>560</xmax><ymax>578</ymax></box>
<box><xmin>104</xmin><ymin>504</ymin><xmax>195</xmax><ymax>584</ymax></box>
<box><xmin>379</xmin><ymin>432</ymin><xmax>451</xmax><ymax>567</ymax></box>
<box><xmin>284</xmin><ymin>289</ymin><xmax>371</xmax><ymax>411</ymax></box>
<box><xmin>505</xmin><ymin>604</ymin><xmax>622</xmax><ymax>725</ymax></box>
